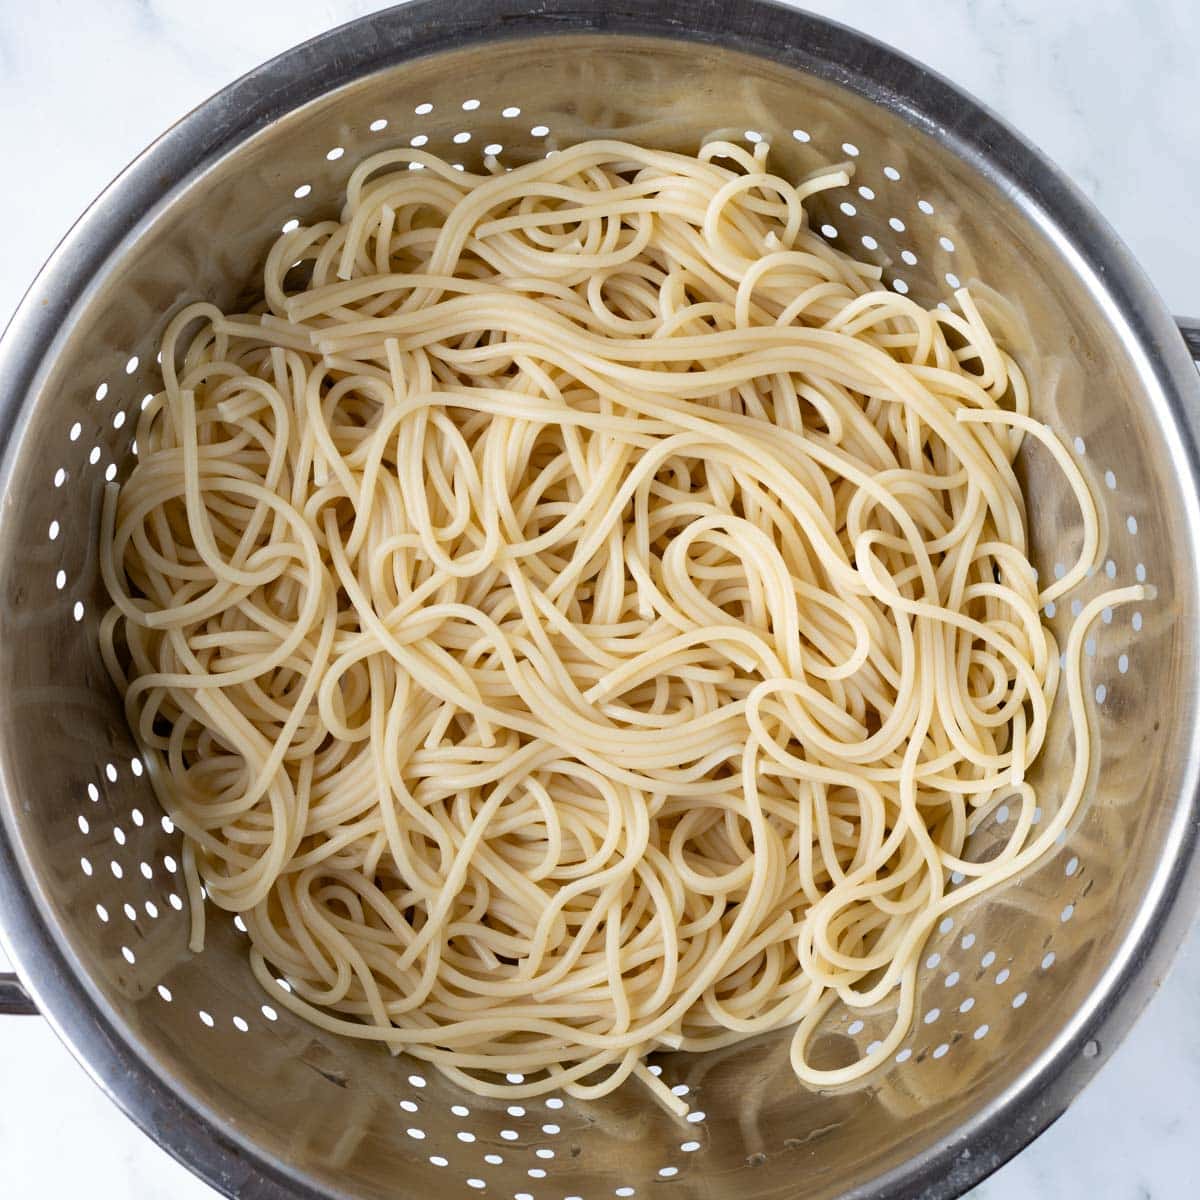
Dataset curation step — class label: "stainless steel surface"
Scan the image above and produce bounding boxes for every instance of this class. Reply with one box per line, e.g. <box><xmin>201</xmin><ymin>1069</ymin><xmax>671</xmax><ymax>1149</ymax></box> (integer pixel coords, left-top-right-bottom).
<box><xmin>1177</xmin><ymin>316</ymin><xmax>1200</xmax><ymax>361</ymax></box>
<box><xmin>1</xmin><ymin>2</ymin><xmax>1199</xmax><ymax>1198</ymax></box>
<box><xmin>0</xmin><ymin>974</ymin><xmax>36</xmax><ymax>1015</ymax></box>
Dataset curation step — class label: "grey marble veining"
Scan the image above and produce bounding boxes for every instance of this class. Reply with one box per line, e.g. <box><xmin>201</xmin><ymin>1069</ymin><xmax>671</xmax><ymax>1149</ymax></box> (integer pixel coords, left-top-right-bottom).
<box><xmin>1</xmin><ymin>2</ymin><xmax>1197</xmax><ymax>1197</ymax></box>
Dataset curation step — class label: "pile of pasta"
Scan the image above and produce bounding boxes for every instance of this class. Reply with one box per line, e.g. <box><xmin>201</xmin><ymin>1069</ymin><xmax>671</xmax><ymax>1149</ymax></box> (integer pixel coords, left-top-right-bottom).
<box><xmin>100</xmin><ymin>139</ymin><xmax>1140</xmax><ymax>1108</ymax></box>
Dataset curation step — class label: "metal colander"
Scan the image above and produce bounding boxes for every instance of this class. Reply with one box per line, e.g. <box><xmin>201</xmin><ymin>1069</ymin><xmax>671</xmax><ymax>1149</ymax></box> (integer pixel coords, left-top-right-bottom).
<box><xmin>3</xmin><ymin>3</ymin><xmax>1200</xmax><ymax>1198</ymax></box>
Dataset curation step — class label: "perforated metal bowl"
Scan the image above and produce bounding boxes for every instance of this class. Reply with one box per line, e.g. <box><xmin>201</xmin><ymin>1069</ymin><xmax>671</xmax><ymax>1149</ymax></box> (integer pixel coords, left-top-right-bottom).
<box><xmin>3</xmin><ymin>3</ymin><xmax>1200</xmax><ymax>1198</ymax></box>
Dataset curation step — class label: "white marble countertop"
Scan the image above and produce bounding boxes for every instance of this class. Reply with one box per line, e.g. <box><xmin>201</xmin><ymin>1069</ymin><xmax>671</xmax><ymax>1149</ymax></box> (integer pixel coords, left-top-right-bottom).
<box><xmin>2</xmin><ymin>1</ymin><xmax>1198</xmax><ymax>1196</ymax></box>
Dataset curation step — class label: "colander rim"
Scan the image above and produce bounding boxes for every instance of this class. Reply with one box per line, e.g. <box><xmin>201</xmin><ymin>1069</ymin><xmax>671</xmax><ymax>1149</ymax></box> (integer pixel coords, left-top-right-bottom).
<box><xmin>2</xmin><ymin>2</ymin><xmax>1200</xmax><ymax>1198</ymax></box>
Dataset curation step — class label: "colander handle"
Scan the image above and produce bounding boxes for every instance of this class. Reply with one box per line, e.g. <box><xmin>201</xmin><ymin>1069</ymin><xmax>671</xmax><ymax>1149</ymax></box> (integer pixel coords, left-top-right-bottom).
<box><xmin>0</xmin><ymin>973</ymin><xmax>37</xmax><ymax>1015</ymax></box>
<box><xmin>1178</xmin><ymin>317</ymin><xmax>1200</xmax><ymax>360</ymax></box>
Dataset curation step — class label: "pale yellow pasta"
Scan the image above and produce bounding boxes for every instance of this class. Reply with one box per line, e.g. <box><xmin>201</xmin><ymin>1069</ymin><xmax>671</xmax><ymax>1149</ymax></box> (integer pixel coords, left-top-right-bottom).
<box><xmin>99</xmin><ymin>139</ymin><xmax>1142</xmax><ymax>1108</ymax></box>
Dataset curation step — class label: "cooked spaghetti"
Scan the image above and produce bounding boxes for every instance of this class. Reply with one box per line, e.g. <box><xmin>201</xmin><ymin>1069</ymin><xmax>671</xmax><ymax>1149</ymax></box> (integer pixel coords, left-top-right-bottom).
<box><xmin>98</xmin><ymin>139</ymin><xmax>1142</xmax><ymax>1108</ymax></box>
